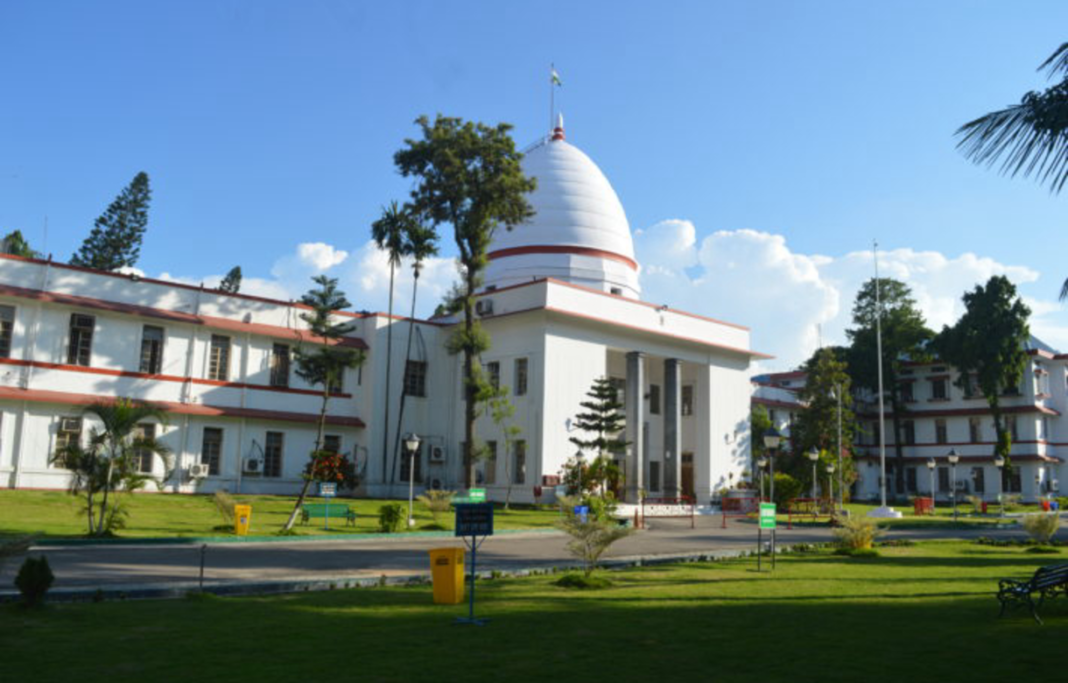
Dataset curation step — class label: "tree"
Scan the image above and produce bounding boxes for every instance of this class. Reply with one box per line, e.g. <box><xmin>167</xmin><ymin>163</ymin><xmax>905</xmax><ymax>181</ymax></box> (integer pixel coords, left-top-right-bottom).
<box><xmin>387</xmin><ymin>207</ymin><xmax>439</xmax><ymax>486</ymax></box>
<box><xmin>219</xmin><ymin>266</ymin><xmax>242</xmax><ymax>294</ymax></box>
<box><xmin>1</xmin><ymin>230</ymin><xmax>38</xmax><ymax>258</ymax></box>
<box><xmin>933</xmin><ymin>275</ymin><xmax>1031</xmax><ymax>473</ymax></box>
<box><xmin>394</xmin><ymin>115</ymin><xmax>536</xmax><ymax>488</ymax></box>
<box><xmin>50</xmin><ymin>399</ymin><xmax>170</xmax><ymax>536</ymax></box>
<box><xmin>846</xmin><ymin>278</ymin><xmax>933</xmax><ymax>494</ymax></box>
<box><xmin>281</xmin><ymin>276</ymin><xmax>366</xmax><ymax>532</ymax></box>
<box><xmin>557</xmin><ymin>505</ymin><xmax>633</xmax><ymax>578</ymax></box>
<box><xmin>567</xmin><ymin>377</ymin><xmax>628</xmax><ymax>497</ymax></box>
<box><xmin>488</xmin><ymin>387</ymin><xmax>522</xmax><ymax>509</ymax></box>
<box><xmin>792</xmin><ymin>347</ymin><xmax>858</xmax><ymax>496</ymax></box>
<box><xmin>71</xmin><ymin>172</ymin><xmax>152</xmax><ymax>271</ymax></box>
<box><xmin>749</xmin><ymin>403</ymin><xmax>772</xmax><ymax>482</ymax></box>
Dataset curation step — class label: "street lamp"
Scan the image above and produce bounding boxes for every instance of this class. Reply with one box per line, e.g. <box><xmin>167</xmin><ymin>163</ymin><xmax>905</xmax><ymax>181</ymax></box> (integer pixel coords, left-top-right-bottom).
<box><xmin>763</xmin><ymin>427</ymin><xmax>782</xmax><ymax>503</ymax></box>
<box><xmin>947</xmin><ymin>449</ymin><xmax>960</xmax><ymax>520</ymax></box>
<box><xmin>405</xmin><ymin>432</ymin><xmax>421</xmax><ymax>528</ymax></box>
<box><xmin>994</xmin><ymin>454</ymin><xmax>1006</xmax><ymax>518</ymax></box>
<box><xmin>926</xmin><ymin>458</ymin><xmax>936</xmax><ymax>512</ymax></box>
<box><xmin>756</xmin><ymin>456</ymin><xmax>768</xmax><ymax>501</ymax></box>
<box><xmin>807</xmin><ymin>447</ymin><xmax>820</xmax><ymax>501</ymax></box>
<box><xmin>826</xmin><ymin>463</ymin><xmax>835</xmax><ymax>509</ymax></box>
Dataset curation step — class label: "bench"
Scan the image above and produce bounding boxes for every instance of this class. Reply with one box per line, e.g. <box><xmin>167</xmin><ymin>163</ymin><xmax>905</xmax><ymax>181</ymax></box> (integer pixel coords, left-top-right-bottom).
<box><xmin>997</xmin><ymin>562</ymin><xmax>1068</xmax><ymax>624</ymax></box>
<box><xmin>301</xmin><ymin>502</ymin><xmax>357</xmax><ymax>526</ymax></box>
<box><xmin>786</xmin><ymin>498</ymin><xmax>837</xmax><ymax>529</ymax></box>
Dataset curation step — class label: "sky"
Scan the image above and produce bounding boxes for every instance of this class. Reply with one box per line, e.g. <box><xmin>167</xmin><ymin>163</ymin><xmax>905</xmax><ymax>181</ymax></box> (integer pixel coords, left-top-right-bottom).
<box><xmin>1</xmin><ymin>0</ymin><xmax>1066</xmax><ymax>370</ymax></box>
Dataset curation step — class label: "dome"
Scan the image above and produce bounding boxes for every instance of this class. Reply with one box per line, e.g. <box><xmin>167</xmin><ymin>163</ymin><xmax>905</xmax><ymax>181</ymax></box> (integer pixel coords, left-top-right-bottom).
<box><xmin>483</xmin><ymin>118</ymin><xmax>641</xmax><ymax>298</ymax></box>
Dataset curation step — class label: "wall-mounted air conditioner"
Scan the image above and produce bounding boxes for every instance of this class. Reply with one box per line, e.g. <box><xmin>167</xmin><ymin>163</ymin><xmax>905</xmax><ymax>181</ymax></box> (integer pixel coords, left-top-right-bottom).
<box><xmin>429</xmin><ymin>446</ymin><xmax>445</xmax><ymax>463</ymax></box>
<box><xmin>475</xmin><ymin>299</ymin><xmax>494</xmax><ymax>316</ymax></box>
<box><xmin>188</xmin><ymin>463</ymin><xmax>210</xmax><ymax>479</ymax></box>
<box><xmin>243</xmin><ymin>458</ymin><xmax>263</xmax><ymax>474</ymax></box>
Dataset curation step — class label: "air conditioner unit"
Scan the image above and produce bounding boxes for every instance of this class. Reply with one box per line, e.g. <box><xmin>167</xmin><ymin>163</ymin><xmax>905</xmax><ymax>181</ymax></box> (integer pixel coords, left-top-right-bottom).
<box><xmin>188</xmin><ymin>463</ymin><xmax>211</xmax><ymax>479</ymax></box>
<box><xmin>243</xmin><ymin>458</ymin><xmax>263</xmax><ymax>474</ymax></box>
<box><xmin>60</xmin><ymin>417</ymin><xmax>81</xmax><ymax>432</ymax></box>
<box><xmin>475</xmin><ymin>299</ymin><xmax>494</xmax><ymax>316</ymax></box>
<box><xmin>429</xmin><ymin>446</ymin><xmax>445</xmax><ymax>463</ymax></box>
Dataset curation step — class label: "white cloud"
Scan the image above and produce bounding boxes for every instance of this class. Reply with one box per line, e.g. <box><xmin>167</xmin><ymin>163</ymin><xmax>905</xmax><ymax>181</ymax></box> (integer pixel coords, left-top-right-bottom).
<box><xmin>634</xmin><ymin>223</ymin><xmax>1062</xmax><ymax>371</ymax></box>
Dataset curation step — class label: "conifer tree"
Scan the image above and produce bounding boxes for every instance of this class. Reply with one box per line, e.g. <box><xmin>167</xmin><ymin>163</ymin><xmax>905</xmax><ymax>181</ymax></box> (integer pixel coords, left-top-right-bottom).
<box><xmin>567</xmin><ymin>377</ymin><xmax>629</xmax><ymax>496</ymax></box>
<box><xmin>71</xmin><ymin>172</ymin><xmax>151</xmax><ymax>271</ymax></box>
<box><xmin>219</xmin><ymin>266</ymin><xmax>242</xmax><ymax>294</ymax></box>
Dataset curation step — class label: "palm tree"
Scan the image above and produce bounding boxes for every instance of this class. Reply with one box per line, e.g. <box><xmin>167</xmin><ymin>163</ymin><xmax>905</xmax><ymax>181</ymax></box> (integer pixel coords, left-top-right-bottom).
<box><xmin>51</xmin><ymin>399</ymin><xmax>170</xmax><ymax>536</ymax></box>
<box><xmin>954</xmin><ymin>43</ymin><xmax>1068</xmax><ymax>299</ymax></box>
<box><xmin>389</xmin><ymin>216</ymin><xmax>439</xmax><ymax>486</ymax></box>
<box><xmin>371</xmin><ymin>202</ymin><xmax>418</xmax><ymax>486</ymax></box>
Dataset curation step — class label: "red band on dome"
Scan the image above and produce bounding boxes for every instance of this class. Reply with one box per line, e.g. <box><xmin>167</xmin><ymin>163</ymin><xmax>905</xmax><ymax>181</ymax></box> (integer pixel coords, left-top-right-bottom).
<box><xmin>487</xmin><ymin>245</ymin><xmax>638</xmax><ymax>271</ymax></box>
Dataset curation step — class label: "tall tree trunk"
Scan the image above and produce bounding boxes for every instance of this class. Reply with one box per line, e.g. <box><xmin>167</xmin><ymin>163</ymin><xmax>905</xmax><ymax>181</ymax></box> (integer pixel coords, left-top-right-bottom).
<box><xmin>282</xmin><ymin>389</ymin><xmax>330</xmax><ymax>532</ymax></box>
<box><xmin>463</xmin><ymin>275</ymin><xmax>477</xmax><ymax>490</ymax></box>
<box><xmin>96</xmin><ymin>452</ymin><xmax>116</xmax><ymax>536</ymax></box>
<box><xmin>382</xmin><ymin>264</ymin><xmax>396</xmax><ymax>485</ymax></box>
<box><xmin>390</xmin><ymin>269</ymin><xmax>421</xmax><ymax>491</ymax></box>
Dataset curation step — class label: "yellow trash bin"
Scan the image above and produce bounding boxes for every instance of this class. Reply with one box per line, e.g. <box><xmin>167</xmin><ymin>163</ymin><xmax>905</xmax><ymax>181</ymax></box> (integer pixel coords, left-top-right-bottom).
<box><xmin>428</xmin><ymin>547</ymin><xmax>465</xmax><ymax>604</ymax></box>
<box><xmin>234</xmin><ymin>504</ymin><xmax>252</xmax><ymax>536</ymax></box>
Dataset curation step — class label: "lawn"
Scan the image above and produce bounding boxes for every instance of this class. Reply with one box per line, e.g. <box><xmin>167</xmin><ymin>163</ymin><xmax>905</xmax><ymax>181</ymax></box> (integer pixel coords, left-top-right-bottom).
<box><xmin>843</xmin><ymin>501</ymin><xmax>1029</xmax><ymax>528</ymax></box>
<box><xmin>2</xmin><ymin>541</ymin><xmax>1065</xmax><ymax>682</ymax></box>
<box><xmin>0</xmin><ymin>490</ymin><xmax>561</xmax><ymax>540</ymax></box>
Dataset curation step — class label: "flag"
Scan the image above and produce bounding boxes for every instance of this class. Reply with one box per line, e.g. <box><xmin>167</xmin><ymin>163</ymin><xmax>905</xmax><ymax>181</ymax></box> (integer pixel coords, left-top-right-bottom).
<box><xmin>551</xmin><ymin>67</ymin><xmax>562</xmax><ymax>87</ymax></box>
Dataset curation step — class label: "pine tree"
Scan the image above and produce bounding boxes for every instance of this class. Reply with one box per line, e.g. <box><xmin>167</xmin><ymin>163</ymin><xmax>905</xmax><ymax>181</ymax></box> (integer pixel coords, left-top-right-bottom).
<box><xmin>71</xmin><ymin>172</ymin><xmax>151</xmax><ymax>271</ymax></box>
<box><xmin>219</xmin><ymin>266</ymin><xmax>242</xmax><ymax>294</ymax></box>
<box><xmin>567</xmin><ymin>377</ymin><xmax>629</xmax><ymax>496</ymax></box>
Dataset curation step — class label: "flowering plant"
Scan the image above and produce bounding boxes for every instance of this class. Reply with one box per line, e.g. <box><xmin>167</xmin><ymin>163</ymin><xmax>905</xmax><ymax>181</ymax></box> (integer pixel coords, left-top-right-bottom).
<box><xmin>306</xmin><ymin>449</ymin><xmax>358</xmax><ymax>489</ymax></box>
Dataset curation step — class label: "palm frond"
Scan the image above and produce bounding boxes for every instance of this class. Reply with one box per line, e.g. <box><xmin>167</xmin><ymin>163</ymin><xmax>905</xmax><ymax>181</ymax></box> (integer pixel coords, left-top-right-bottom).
<box><xmin>1060</xmin><ymin>277</ymin><xmax>1068</xmax><ymax>302</ymax></box>
<box><xmin>1039</xmin><ymin>43</ymin><xmax>1068</xmax><ymax>78</ymax></box>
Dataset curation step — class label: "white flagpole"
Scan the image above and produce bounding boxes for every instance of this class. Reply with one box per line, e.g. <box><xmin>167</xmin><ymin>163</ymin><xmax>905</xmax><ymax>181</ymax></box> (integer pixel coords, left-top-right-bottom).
<box><xmin>549</xmin><ymin>63</ymin><xmax>555</xmax><ymax>133</ymax></box>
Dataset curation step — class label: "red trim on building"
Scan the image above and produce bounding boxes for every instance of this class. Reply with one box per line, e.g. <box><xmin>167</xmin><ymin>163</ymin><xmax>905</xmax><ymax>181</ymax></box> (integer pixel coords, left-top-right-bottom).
<box><xmin>0</xmin><ymin>358</ymin><xmax>353</xmax><ymax>398</ymax></box>
<box><xmin>0</xmin><ymin>385</ymin><xmax>365</xmax><ymax>427</ymax></box>
<box><xmin>488</xmin><ymin>245</ymin><xmax>640</xmax><ymax>271</ymax></box>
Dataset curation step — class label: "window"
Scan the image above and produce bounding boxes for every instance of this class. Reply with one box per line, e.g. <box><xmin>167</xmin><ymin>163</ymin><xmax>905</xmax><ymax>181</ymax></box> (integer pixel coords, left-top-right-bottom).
<box><xmin>208</xmin><ymin>335</ymin><xmax>231</xmax><ymax>381</ymax></box>
<box><xmin>938</xmin><ymin>466</ymin><xmax>950</xmax><ymax>492</ymax></box>
<box><xmin>649</xmin><ymin>461</ymin><xmax>661</xmax><ymax>492</ymax></box>
<box><xmin>609</xmin><ymin>377</ymin><xmax>626</xmax><ymax>405</ymax></box>
<box><xmin>649</xmin><ymin>384</ymin><xmax>661</xmax><ymax>415</ymax></box>
<box><xmin>55</xmin><ymin>417</ymin><xmax>82</xmax><ymax>455</ymax></box>
<box><xmin>964</xmin><ymin>373</ymin><xmax>980</xmax><ymax>398</ymax></box>
<box><xmin>905</xmin><ymin>467</ymin><xmax>917</xmax><ymax>493</ymax></box>
<box><xmin>328</xmin><ymin>368</ymin><xmax>343</xmax><ymax>394</ymax></box>
<box><xmin>931</xmin><ymin>378</ymin><xmax>947</xmax><ymax>400</ymax></box>
<box><xmin>1009</xmin><ymin>416</ymin><xmax>1019</xmax><ymax>441</ymax></box>
<box><xmin>403</xmin><ymin>360</ymin><xmax>427</xmax><ymax>397</ymax></box>
<box><xmin>484</xmin><ymin>441</ymin><xmax>497</xmax><ymax>485</ymax></box>
<box><xmin>900</xmin><ymin>382</ymin><xmax>915</xmax><ymax>403</ymax></box>
<box><xmin>399</xmin><ymin>442</ymin><xmax>423</xmax><ymax>483</ymax></box>
<box><xmin>514</xmin><ymin>357</ymin><xmax>528</xmax><ymax>397</ymax></box>
<box><xmin>0</xmin><ymin>305</ymin><xmax>14</xmax><ymax>358</ymax></box>
<box><xmin>681</xmin><ymin>385</ymin><xmax>694</xmax><ymax>417</ymax></box>
<box><xmin>67</xmin><ymin>313</ymin><xmax>95</xmax><ymax>366</ymax></box>
<box><xmin>135</xmin><ymin>423</ymin><xmax>157</xmax><ymax>473</ymax></box>
<box><xmin>201</xmin><ymin>428</ymin><xmax>223</xmax><ymax>476</ymax></box>
<box><xmin>1002</xmin><ymin>467</ymin><xmax>1022</xmax><ymax>493</ymax></box>
<box><xmin>513</xmin><ymin>440</ymin><xmax>526</xmax><ymax>484</ymax></box>
<box><xmin>971</xmin><ymin>467</ymin><xmax>985</xmax><ymax>493</ymax></box>
<box><xmin>270</xmin><ymin>343</ymin><xmax>290</xmax><ymax>388</ymax></box>
<box><xmin>935</xmin><ymin>419</ymin><xmax>948</xmax><ymax>445</ymax></box>
<box><xmin>139</xmin><ymin>325</ymin><xmax>164</xmax><ymax>374</ymax></box>
<box><xmin>264</xmin><ymin>431</ymin><xmax>284</xmax><ymax>478</ymax></box>
<box><xmin>322</xmin><ymin>435</ymin><xmax>341</xmax><ymax>454</ymax></box>
<box><xmin>485</xmin><ymin>361</ymin><xmax>500</xmax><ymax>390</ymax></box>
<box><xmin>969</xmin><ymin>417</ymin><xmax>982</xmax><ymax>443</ymax></box>
<box><xmin>902</xmin><ymin>420</ymin><xmax>915</xmax><ymax>446</ymax></box>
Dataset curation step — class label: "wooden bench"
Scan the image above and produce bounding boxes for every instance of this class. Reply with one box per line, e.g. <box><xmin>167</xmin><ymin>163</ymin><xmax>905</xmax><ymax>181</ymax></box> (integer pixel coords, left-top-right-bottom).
<box><xmin>786</xmin><ymin>498</ymin><xmax>837</xmax><ymax>529</ymax></box>
<box><xmin>997</xmin><ymin>562</ymin><xmax>1068</xmax><ymax>624</ymax></box>
<box><xmin>301</xmin><ymin>502</ymin><xmax>356</xmax><ymax>526</ymax></box>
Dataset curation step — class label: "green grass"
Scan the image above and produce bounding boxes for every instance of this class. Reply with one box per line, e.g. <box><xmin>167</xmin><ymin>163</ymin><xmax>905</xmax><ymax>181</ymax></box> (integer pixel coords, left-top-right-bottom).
<box><xmin>3</xmin><ymin>541</ymin><xmax>1066</xmax><ymax>682</ymax></box>
<box><xmin>843</xmin><ymin>502</ymin><xmax>1025</xmax><ymax>528</ymax></box>
<box><xmin>0</xmin><ymin>490</ymin><xmax>561</xmax><ymax>540</ymax></box>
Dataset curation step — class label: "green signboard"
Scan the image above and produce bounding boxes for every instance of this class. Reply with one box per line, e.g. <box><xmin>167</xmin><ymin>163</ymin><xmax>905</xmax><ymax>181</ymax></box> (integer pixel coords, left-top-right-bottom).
<box><xmin>759</xmin><ymin>503</ymin><xmax>777</xmax><ymax>530</ymax></box>
<box><xmin>468</xmin><ymin>488</ymin><xmax>486</xmax><ymax>503</ymax></box>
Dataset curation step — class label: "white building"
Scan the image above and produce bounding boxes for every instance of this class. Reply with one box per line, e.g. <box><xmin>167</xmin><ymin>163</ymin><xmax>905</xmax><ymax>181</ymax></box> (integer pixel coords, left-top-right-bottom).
<box><xmin>0</xmin><ymin>118</ymin><xmax>768</xmax><ymax>504</ymax></box>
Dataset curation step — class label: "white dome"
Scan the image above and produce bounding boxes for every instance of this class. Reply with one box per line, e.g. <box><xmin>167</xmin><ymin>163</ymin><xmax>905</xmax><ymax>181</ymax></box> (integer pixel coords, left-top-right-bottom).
<box><xmin>484</xmin><ymin>125</ymin><xmax>641</xmax><ymax>298</ymax></box>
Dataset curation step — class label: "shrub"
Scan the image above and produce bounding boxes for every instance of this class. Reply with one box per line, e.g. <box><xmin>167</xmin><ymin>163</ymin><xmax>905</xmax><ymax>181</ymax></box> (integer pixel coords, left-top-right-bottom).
<box><xmin>1025</xmin><ymin>545</ymin><xmax>1061</xmax><ymax>554</ymax></box>
<box><xmin>557</xmin><ymin>511</ymin><xmax>633</xmax><ymax>576</ymax></box>
<box><xmin>772</xmin><ymin>473</ymin><xmax>802</xmax><ymax>512</ymax></box>
<box><xmin>378</xmin><ymin>503</ymin><xmax>407</xmax><ymax>533</ymax></box>
<box><xmin>1000</xmin><ymin>494</ymin><xmax>1023</xmax><ymax>511</ymax></box>
<box><xmin>416</xmin><ymin>489</ymin><xmax>455</xmax><ymax>528</ymax></box>
<box><xmin>966</xmin><ymin>495</ymin><xmax>985</xmax><ymax>514</ymax></box>
<box><xmin>213</xmin><ymin>489</ymin><xmax>236</xmax><ymax>526</ymax></box>
<box><xmin>15</xmin><ymin>556</ymin><xmax>54</xmax><ymax>608</ymax></box>
<box><xmin>1021</xmin><ymin>512</ymin><xmax>1061</xmax><ymax>545</ymax></box>
<box><xmin>833</xmin><ymin>516</ymin><xmax>884</xmax><ymax>550</ymax></box>
<box><xmin>554</xmin><ymin>572</ymin><xmax>613</xmax><ymax>589</ymax></box>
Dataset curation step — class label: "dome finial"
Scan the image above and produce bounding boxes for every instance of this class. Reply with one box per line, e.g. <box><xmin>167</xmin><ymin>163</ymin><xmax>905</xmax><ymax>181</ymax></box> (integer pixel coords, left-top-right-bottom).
<box><xmin>552</xmin><ymin>112</ymin><xmax>565</xmax><ymax>141</ymax></box>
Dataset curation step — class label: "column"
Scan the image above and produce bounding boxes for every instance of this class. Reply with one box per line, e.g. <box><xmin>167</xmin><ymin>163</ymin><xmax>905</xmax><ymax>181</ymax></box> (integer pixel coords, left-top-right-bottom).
<box><xmin>663</xmin><ymin>358</ymin><xmax>682</xmax><ymax>498</ymax></box>
<box><xmin>625</xmin><ymin>351</ymin><xmax>645</xmax><ymax>502</ymax></box>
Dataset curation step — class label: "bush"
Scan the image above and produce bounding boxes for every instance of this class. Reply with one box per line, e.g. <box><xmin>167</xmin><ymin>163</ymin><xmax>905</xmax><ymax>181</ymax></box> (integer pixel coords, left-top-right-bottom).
<box><xmin>554</xmin><ymin>572</ymin><xmax>613</xmax><ymax>589</ymax></box>
<box><xmin>966</xmin><ymin>495</ymin><xmax>985</xmax><ymax>514</ymax></box>
<box><xmin>213</xmin><ymin>489</ymin><xmax>236</xmax><ymax>526</ymax></box>
<box><xmin>15</xmin><ymin>556</ymin><xmax>54</xmax><ymax>608</ymax></box>
<box><xmin>557</xmin><ymin>512</ymin><xmax>633</xmax><ymax>576</ymax></box>
<box><xmin>1021</xmin><ymin>512</ymin><xmax>1061</xmax><ymax>545</ymax></box>
<box><xmin>416</xmin><ymin>489</ymin><xmax>455</xmax><ymax>528</ymax></box>
<box><xmin>772</xmin><ymin>473</ymin><xmax>802</xmax><ymax>512</ymax></box>
<box><xmin>1025</xmin><ymin>545</ymin><xmax>1062</xmax><ymax>554</ymax></box>
<box><xmin>378</xmin><ymin>503</ymin><xmax>407</xmax><ymax>533</ymax></box>
<box><xmin>833</xmin><ymin>516</ymin><xmax>884</xmax><ymax>550</ymax></box>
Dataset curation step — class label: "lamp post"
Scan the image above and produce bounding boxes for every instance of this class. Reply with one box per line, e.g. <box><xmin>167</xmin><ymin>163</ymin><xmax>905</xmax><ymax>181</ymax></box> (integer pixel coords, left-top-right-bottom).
<box><xmin>947</xmin><ymin>449</ymin><xmax>960</xmax><ymax>521</ymax></box>
<box><xmin>763</xmin><ymin>427</ymin><xmax>782</xmax><ymax>503</ymax></box>
<box><xmin>826</xmin><ymin>463</ymin><xmax>835</xmax><ymax>507</ymax></box>
<box><xmin>994</xmin><ymin>454</ymin><xmax>1006</xmax><ymax>518</ymax></box>
<box><xmin>807</xmin><ymin>447</ymin><xmax>819</xmax><ymax>502</ymax></box>
<box><xmin>405</xmin><ymin>432</ymin><xmax>421</xmax><ymax>528</ymax></box>
<box><xmin>926</xmin><ymin>458</ymin><xmax>936</xmax><ymax>512</ymax></box>
<box><xmin>756</xmin><ymin>456</ymin><xmax>768</xmax><ymax>501</ymax></box>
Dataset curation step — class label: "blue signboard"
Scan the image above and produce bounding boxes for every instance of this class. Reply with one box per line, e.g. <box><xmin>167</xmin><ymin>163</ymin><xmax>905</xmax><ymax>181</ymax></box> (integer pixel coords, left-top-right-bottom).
<box><xmin>455</xmin><ymin>503</ymin><xmax>494</xmax><ymax>537</ymax></box>
<box><xmin>573</xmin><ymin>505</ymin><xmax>589</xmax><ymax>523</ymax></box>
<box><xmin>319</xmin><ymin>482</ymin><xmax>337</xmax><ymax>498</ymax></box>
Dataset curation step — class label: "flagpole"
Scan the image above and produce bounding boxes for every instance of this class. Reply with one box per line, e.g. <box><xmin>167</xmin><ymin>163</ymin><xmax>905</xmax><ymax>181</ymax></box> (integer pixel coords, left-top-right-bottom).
<box><xmin>549</xmin><ymin>62</ymin><xmax>555</xmax><ymax>133</ymax></box>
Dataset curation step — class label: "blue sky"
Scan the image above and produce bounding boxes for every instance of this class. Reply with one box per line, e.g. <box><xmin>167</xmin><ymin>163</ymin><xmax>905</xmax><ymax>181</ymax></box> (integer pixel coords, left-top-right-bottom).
<box><xmin>2</xmin><ymin>1</ymin><xmax>1066</xmax><ymax>368</ymax></box>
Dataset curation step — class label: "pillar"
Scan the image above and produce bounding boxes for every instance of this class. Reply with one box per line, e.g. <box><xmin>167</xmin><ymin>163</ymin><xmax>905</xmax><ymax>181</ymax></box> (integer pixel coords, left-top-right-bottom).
<box><xmin>625</xmin><ymin>351</ymin><xmax>645</xmax><ymax>502</ymax></box>
<box><xmin>663</xmin><ymin>358</ymin><xmax>682</xmax><ymax>498</ymax></box>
